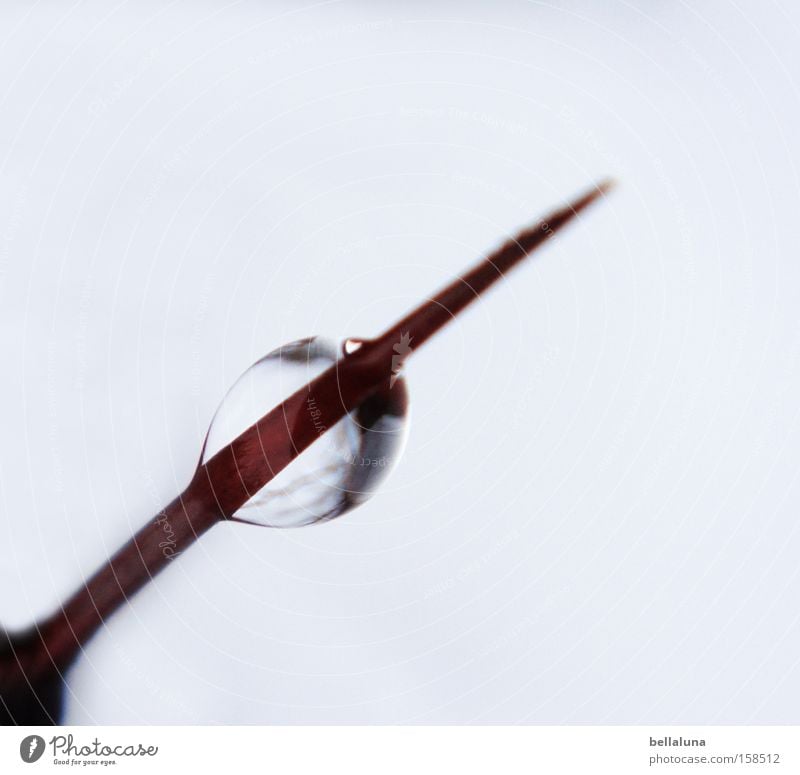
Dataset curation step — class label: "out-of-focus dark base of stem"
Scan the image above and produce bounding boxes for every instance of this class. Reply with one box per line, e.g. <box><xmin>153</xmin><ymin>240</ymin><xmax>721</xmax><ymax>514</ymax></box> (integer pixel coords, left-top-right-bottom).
<box><xmin>0</xmin><ymin>630</ymin><xmax>65</xmax><ymax>725</ymax></box>
<box><xmin>0</xmin><ymin>675</ymin><xmax>64</xmax><ymax>725</ymax></box>
<box><xmin>0</xmin><ymin>491</ymin><xmax>220</xmax><ymax>727</ymax></box>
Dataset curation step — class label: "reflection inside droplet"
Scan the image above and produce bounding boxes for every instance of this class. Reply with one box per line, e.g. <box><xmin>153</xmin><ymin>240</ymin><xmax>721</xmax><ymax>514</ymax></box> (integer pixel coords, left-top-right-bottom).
<box><xmin>200</xmin><ymin>337</ymin><xmax>409</xmax><ymax>528</ymax></box>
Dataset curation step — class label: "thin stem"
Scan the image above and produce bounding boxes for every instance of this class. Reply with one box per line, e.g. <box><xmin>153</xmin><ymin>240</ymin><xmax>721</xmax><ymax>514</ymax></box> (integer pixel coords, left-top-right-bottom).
<box><xmin>376</xmin><ymin>180</ymin><xmax>613</xmax><ymax>352</ymax></box>
<box><xmin>1</xmin><ymin>181</ymin><xmax>612</xmax><ymax>722</ymax></box>
<box><xmin>40</xmin><ymin>483</ymin><xmax>219</xmax><ymax>671</ymax></box>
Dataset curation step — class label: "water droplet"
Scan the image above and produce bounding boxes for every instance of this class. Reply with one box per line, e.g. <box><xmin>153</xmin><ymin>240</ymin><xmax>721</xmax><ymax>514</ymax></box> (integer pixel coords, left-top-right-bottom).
<box><xmin>201</xmin><ymin>337</ymin><xmax>409</xmax><ymax>528</ymax></box>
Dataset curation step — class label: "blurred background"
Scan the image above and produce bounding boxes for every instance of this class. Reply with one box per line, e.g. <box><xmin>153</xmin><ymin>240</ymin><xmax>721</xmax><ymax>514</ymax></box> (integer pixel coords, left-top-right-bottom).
<box><xmin>1</xmin><ymin>0</ymin><xmax>799</xmax><ymax>723</ymax></box>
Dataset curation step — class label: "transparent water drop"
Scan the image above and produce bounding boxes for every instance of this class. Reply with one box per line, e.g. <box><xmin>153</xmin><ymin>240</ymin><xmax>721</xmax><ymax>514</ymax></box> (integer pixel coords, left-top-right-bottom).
<box><xmin>200</xmin><ymin>337</ymin><xmax>409</xmax><ymax>528</ymax></box>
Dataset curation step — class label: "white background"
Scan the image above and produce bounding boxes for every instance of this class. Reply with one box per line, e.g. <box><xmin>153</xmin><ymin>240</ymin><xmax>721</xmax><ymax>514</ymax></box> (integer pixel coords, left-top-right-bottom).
<box><xmin>1</xmin><ymin>0</ymin><xmax>799</xmax><ymax>723</ymax></box>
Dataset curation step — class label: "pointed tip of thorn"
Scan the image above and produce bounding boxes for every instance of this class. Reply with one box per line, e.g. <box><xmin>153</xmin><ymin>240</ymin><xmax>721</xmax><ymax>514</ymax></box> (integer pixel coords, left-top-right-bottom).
<box><xmin>563</xmin><ymin>177</ymin><xmax>617</xmax><ymax>216</ymax></box>
<box><xmin>596</xmin><ymin>177</ymin><xmax>617</xmax><ymax>195</ymax></box>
